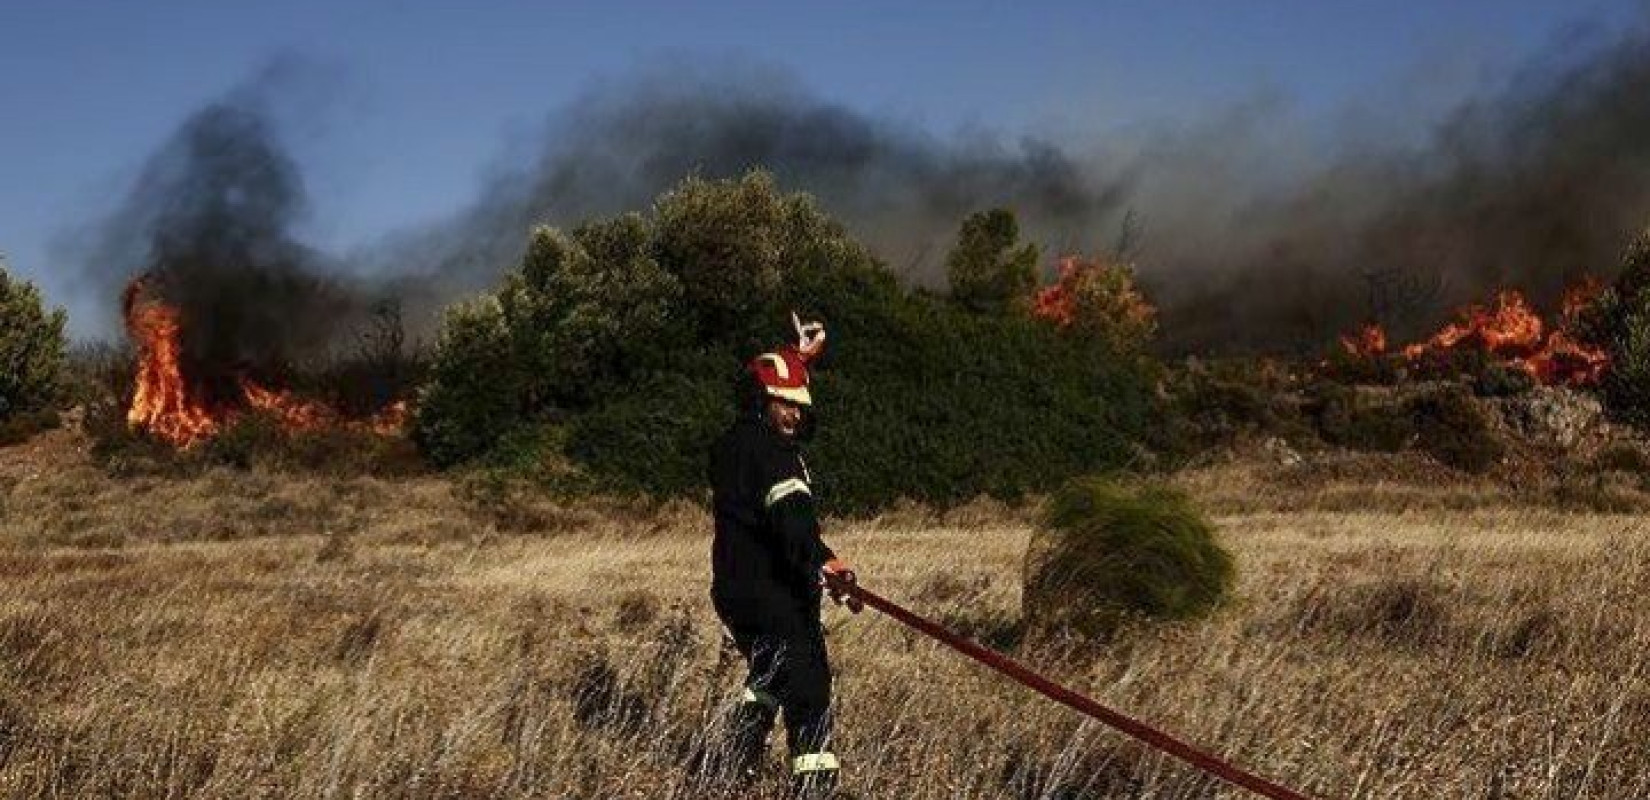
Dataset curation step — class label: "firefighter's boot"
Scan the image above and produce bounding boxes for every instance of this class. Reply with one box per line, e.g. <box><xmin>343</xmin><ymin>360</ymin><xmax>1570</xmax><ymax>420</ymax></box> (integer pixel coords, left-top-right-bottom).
<box><xmin>790</xmin><ymin>752</ymin><xmax>840</xmax><ymax>798</ymax></box>
<box><xmin>724</xmin><ymin>688</ymin><xmax>779</xmax><ymax>782</ymax></box>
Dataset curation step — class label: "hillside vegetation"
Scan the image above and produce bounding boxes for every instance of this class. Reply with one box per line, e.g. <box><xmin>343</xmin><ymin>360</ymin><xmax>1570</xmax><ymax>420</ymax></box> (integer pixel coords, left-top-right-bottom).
<box><xmin>414</xmin><ymin>172</ymin><xmax>1158</xmax><ymax>512</ymax></box>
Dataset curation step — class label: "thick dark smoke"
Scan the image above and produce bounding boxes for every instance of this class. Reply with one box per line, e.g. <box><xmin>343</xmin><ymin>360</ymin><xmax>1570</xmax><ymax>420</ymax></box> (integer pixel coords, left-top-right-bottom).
<box><xmin>390</xmin><ymin>66</ymin><xmax>1133</xmax><ymax>297</ymax></box>
<box><xmin>75</xmin><ymin>68</ymin><xmax>374</xmax><ymax>405</ymax></box>
<box><xmin>1142</xmin><ymin>19</ymin><xmax>1650</xmax><ymax>352</ymax></box>
<box><xmin>395</xmin><ymin>23</ymin><xmax>1650</xmax><ymax>354</ymax></box>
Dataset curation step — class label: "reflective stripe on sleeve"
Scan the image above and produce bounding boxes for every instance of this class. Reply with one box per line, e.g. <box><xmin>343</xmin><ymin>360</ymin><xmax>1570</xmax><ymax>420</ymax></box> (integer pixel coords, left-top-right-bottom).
<box><xmin>791</xmin><ymin>752</ymin><xmax>840</xmax><ymax>774</ymax></box>
<box><xmin>741</xmin><ymin>686</ymin><xmax>779</xmax><ymax>708</ymax></box>
<box><xmin>764</xmin><ymin>478</ymin><xmax>811</xmax><ymax>508</ymax></box>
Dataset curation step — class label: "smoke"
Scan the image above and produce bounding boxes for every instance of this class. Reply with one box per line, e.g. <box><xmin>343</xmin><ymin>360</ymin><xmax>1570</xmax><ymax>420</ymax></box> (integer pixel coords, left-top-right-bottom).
<box><xmin>1137</xmin><ymin>19</ymin><xmax>1650</xmax><ymax>352</ymax></box>
<box><xmin>72</xmin><ymin>61</ymin><xmax>380</xmax><ymax>404</ymax></box>
<box><xmin>395</xmin><ymin>23</ymin><xmax>1650</xmax><ymax>354</ymax></box>
<box><xmin>71</xmin><ymin>14</ymin><xmax>1650</xmax><ymax>360</ymax></box>
<box><xmin>386</xmin><ymin>63</ymin><xmax>1133</xmax><ymax>297</ymax></box>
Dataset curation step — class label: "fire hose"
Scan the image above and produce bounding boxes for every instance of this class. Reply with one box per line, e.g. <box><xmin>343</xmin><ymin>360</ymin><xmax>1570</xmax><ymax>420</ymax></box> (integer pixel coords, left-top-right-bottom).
<box><xmin>833</xmin><ymin>579</ymin><xmax>1316</xmax><ymax>800</ymax></box>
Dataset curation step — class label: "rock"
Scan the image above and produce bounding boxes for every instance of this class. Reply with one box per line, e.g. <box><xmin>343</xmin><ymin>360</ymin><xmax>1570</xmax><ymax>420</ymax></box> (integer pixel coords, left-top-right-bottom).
<box><xmin>1492</xmin><ymin>386</ymin><xmax>1605</xmax><ymax>449</ymax></box>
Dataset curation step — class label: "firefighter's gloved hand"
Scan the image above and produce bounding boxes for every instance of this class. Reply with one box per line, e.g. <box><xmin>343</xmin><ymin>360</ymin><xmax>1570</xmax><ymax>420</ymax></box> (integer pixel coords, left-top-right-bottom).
<box><xmin>792</xmin><ymin>311</ymin><xmax>827</xmax><ymax>363</ymax></box>
<box><xmin>822</xmin><ymin>558</ymin><xmax>862</xmax><ymax>614</ymax></box>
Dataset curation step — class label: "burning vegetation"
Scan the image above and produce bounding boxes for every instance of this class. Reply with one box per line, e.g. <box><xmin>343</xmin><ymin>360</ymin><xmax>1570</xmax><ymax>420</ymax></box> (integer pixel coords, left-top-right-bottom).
<box><xmin>123</xmin><ymin>277</ymin><xmax>407</xmax><ymax>449</ymax></box>
<box><xmin>1335</xmin><ymin>280</ymin><xmax>1610</xmax><ymax>388</ymax></box>
<box><xmin>1031</xmin><ymin>255</ymin><xmax>1157</xmax><ymax>350</ymax></box>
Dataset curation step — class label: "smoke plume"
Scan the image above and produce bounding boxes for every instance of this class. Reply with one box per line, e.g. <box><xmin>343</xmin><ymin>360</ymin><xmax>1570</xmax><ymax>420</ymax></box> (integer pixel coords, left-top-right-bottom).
<box><xmin>1147</xmin><ymin>19</ymin><xmax>1650</xmax><ymax>352</ymax></box>
<box><xmin>392</xmin><ymin>22</ymin><xmax>1650</xmax><ymax>353</ymax></box>
<box><xmin>74</xmin><ymin>65</ymin><xmax>377</xmax><ymax>405</ymax></box>
<box><xmin>388</xmin><ymin>65</ymin><xmax>1133</xmax><ymax>297</ymax></box>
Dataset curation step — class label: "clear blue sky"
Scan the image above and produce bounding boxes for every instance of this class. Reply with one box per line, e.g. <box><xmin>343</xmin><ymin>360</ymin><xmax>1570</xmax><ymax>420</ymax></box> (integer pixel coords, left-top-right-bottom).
<box><xmin>2</xmin><ymin>0</ymin><xmax>1643</xmax><ymax>326</ymax></box>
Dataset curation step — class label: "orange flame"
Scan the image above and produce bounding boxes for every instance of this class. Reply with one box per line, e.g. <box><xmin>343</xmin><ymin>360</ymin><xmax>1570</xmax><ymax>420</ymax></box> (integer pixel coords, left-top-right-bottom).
<box><xmin>1399</xmin><ymin>290</ymin><xmax>1544</xmax><ymax>360</ymax></box>
<box><xmin>1032</xmin><ymin>255</ymin><xmax>1156</xmax><ymax>333</ymax></box>
<box><xmin>1339</xmin><ymin>323</ymin><xmax>1388</xmax><ymax>358</ymax></box>
<box><xmin>366</xmin><ymin>400</ymin><xmax>411</xmax><ymax>436</ymax></box>
<box><xmin>1334</xmin><ymin>280</ymin><xmax>1610</xmax><ymax>387</ymax></box>
<box><xmin>240</xmin><ymin>379</ymin><xmax>339</xmax><ymax>431</ymax></box>
<box><xmin>123</xmin><ymin>277</ymin><xmax>409</xmax><ymax>447</ymax></box>
<box><xmin>124</xmin><ymin>280</ymin><xmax>219</xmax><ymax>447</ymax></box>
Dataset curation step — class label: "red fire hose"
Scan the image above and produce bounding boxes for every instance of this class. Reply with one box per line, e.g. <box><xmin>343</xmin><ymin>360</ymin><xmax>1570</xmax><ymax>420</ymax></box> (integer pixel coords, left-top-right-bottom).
<box><xmin>840</xmin><ymin>581</ymin><xmax>1316</xmax><ymax>800</ymax></box>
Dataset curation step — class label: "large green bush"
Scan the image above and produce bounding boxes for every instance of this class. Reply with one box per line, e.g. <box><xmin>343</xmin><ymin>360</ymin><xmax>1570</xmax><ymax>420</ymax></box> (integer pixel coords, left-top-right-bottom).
<box><xmin>414</xmin><ymin>171</ymin><xmax>1158</xmax><ymax>511</ymax></box>
<box><xmin>1585</xmin><ymin>229</ymin><xmax>1650</xmax><ymax>427</ymax></box>
<box><xmin>1023</xmin><ymin>478</ymin><xmax>1233</xmax><ymax>641</ymax></box>
<box><xmin>0</xmin><ymin>264</ymin><xmax>67</xmax><ymax>426</ymax></box>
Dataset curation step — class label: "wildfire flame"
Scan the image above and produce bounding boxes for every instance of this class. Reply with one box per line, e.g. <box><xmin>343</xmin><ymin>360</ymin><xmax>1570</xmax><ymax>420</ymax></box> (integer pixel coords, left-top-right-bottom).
<box><xmin>1339</xmin><ymin>323</ymin><xmax>1388</xmax><ymax>359</ymax></box>
<box><xmin>1032</xmin><ymin>255</ymin><xmax>1157</xmax><ymax>333</ymax></box>
<box><xmin>124</xmin><ymin>277</ymin><xmax>408</xmax><ymax>447</ymax></box>
<box><xmin>125</xmin><ymin>281</ymin><xmax>219</xmax><ymax>447</ymax></box>
<box><xmin>1335</xmin><ymin>279</ymin><xmax>1609</xmax><ymax>386</ymax></box>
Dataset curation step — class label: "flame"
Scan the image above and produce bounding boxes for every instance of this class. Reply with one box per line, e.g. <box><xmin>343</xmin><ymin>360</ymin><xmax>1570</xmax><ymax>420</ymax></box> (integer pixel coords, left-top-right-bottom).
<box><xmin>1333</xmin><ymin>280</ymin><xmax>1610</xmax><ymax>387</ymax></box>
<box><xmin>123</xmin><ymin>277</ymin><xmax>409</xmax><ymax>447</ymax></box>
<box><xmin>1339</xmin><ymin>323</ymin><xmax>1388</xmax><ymax>358</ymax></box>
<box><xmin>124</xmin><ymin>280</ymin><xmax>219</xmax><ymax>447</ymax></box>
<box><xmin>240</xmin><ymin>379</ymin><xmax>340</xmax><ymax>431</ymax></box>
<box><xmin>367</xmin><ymin>400</ymin><xmax>411</xmax><ymax>436</ymax></box>
<box><xmin>1032</xmin><ymin>255</ymin><xmax>1156</xmax><ymax>332</ymax></box>
<box><xmin>1031</xmin><ymin>261</ymin><xmax>1078</xmax><ymax>326</ymax></box>
<box><xmin>1399</xmin><ymin>290</ymin><xmax>1544</xmax><ymax>360</ymax></box>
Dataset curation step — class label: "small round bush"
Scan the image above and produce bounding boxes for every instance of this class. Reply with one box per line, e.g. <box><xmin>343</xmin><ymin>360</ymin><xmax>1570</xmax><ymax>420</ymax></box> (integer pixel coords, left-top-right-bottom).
<box><xmin>1023</xmin><ymin>478</ymin><xmax>1233</xmax><ymax>641</ymax></box>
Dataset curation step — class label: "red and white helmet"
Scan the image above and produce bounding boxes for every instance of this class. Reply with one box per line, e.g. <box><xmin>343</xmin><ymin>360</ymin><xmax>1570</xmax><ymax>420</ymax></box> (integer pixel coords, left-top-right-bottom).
<box><xmin>748</xmin><ymin>313</ymin><xmax>827</xmax><ymax>406</ymax></box>
<box><xmin>748</xmin><ymin>347</ymin><xmax>813</xmax><ymax>406</ymax></box>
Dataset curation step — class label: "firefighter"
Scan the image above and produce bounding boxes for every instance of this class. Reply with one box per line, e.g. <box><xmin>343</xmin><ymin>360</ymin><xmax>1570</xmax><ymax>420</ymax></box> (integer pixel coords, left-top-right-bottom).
<box><xmin>709</xmin><ymin>314</ymin><xmax>859</xmax><ymax>797</ymax></box>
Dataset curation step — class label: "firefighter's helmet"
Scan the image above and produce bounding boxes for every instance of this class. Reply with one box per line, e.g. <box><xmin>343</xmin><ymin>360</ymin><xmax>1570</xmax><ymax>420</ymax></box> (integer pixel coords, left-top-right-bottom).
<box><xmin>747</xmin><ymin>347</ymin><xmax>812</xmax><ymax>406</ymax></box>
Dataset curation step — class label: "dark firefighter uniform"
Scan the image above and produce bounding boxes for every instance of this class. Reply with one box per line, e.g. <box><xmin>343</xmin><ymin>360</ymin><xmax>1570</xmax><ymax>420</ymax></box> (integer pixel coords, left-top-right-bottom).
<box><xmin>710</xmin><ymin>342</ymin><xmax>847</xmax><ymax>793</ymax></box>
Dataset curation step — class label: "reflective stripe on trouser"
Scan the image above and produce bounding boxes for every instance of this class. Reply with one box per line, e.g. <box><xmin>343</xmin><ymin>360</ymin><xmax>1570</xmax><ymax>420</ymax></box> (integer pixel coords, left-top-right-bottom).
<box><xmin>742</xmin><ymin>686</ymin><xmax>780</xmax><ymax>708</ymax></box>
<box><xmin>791</xmin><ymin>752</ymin><xmax>840</xmax><ymax>774</ymax></box>
<box><xmin>722</xmin><ymin>617</ymin><xmax>834</xmax><ymax>763</ymax></box>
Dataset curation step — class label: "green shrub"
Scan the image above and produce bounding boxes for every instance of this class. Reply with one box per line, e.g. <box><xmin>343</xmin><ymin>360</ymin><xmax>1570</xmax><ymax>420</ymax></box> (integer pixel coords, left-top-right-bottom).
<box><xmin>653</xmin><ymin>173</ymin><xmax>788</xmax><ymax>342</ymax></box>
<box><xmin>0</xmin><ymin>409</ymin><xmax>60</xmax><ymax>446</ymax></box>
<box><xmin>1407</xmin><ymin>387</ymin><xmax>1504</xmax><ymax>474</ymax></box>
<box><xmin>502</xmin><ymin>218</ymin><xmax>681</xmax><ymax>405</ymax></box>
<box><xmin>1592</xmin><ymin>443</ymin><xmax>1650</xmax><ymax>474</ymax></box>
<box><xmin>414</xmin><ymin>171</ymin><xmax>1159</xmax><ymax>511</ymax></box>
<box><xmin>564</xmin><ymin>369</ymin><xmax>731</xmax><ymax>496</ymax></box>
<box><xmin>413</xmin><ymin>298</ymin><xmax>524</xmax><ymax>466</ymax></box>
<box><xmin>811</xmin><ymin>305</ymin><xmax>1154</xmax><ymax>512</ymax></box>
<box><xmin>0</xmin><ymin>265</ymin><xmax>67</xmax><ymax>426</ymax></box>
<box><xmin>1023</xmin><ymin>478</ymin><xmax>1233</xmax><ymax>641</ymax></box>
<box><xmin>1584</xmin><ymin>229</ymin><xmax>1650</xmax><ymax>427</ymax></box>
<box><xmin>1312</xmin><ymin>384</ymin><xmax>1414</xmax><ymax>453</ymax></box>
<box><xmin>946</xmin><ymin>208</ymin><xmax>1038</xmax><ymax>314</ymax></box>
<box><xmin>1155</xmin><ymin>359</ymin><xmax>1309</xmax><ymax>458</ymax></box>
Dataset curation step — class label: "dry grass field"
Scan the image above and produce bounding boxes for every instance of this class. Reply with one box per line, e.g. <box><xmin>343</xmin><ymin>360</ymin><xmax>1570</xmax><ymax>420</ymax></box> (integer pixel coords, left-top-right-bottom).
<box><xmin>3</xmin><ymin>430</ymin><xmax>1649</xmax><ymax>798</ymax></box>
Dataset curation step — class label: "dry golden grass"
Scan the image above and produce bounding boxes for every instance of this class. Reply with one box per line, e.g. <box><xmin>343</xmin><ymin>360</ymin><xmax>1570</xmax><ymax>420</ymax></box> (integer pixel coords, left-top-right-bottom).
<box><xmin>3</xmin><ymin>429</ymin><xmax>1650</xmax><ymax>798</ymax></box>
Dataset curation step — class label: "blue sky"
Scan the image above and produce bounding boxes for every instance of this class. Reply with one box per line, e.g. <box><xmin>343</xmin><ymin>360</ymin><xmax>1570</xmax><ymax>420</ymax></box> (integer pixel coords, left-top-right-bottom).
<box><xmin>1</xmin><ymin>0</ymin><xmax>1644</xmax><ymax>325</ymax></box>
